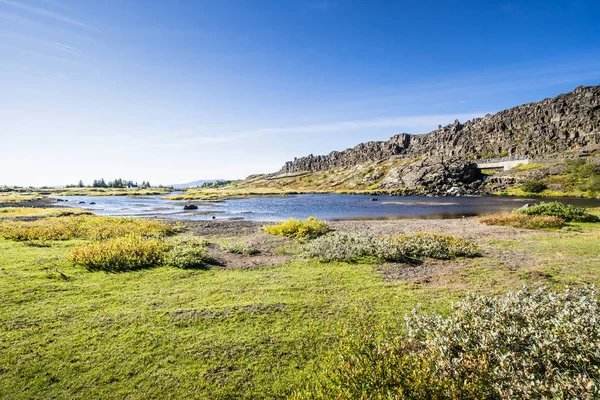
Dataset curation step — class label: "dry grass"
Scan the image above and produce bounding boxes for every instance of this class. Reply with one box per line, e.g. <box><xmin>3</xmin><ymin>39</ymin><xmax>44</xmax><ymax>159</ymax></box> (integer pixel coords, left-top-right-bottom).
<box><xmin>264</xmin><ymin>217</ymin><xmax>330</xmax><ymax>239</ymax></box>
<box><xmin>478</xmin><ymin>214</ymin><xmax>565</xmax><ymax>229</ymax></box>
<box><xmin>69</xmin><ymin>235</ymin><xmax>171</xmax><ymax>272</ymax></box>
<box><xmin>0</xmin><ymin>193</ymin><xmax>44</xmax><ymax>202</ymax></box>
<box><xmin>0</xmin><ymin>215</ymin><xmax>178</xmax><ymax>241</ymax></box>
<box><xmin>0</xmin><ymin>207</ymin><xmax>90</xmax><ymax>218</ymax></box>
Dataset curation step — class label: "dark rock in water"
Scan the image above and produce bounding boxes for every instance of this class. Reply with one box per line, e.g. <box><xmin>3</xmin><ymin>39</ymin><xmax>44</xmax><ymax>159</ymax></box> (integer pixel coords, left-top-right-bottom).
<box><xmin>183</xmin><ymin>204</ymin><xmax>198</xmax><ymax>210</ymax></box>
<box><xmin>370</xmin><ymin>197</ymin><xmax>378</xmax><ymax>201</ymax></box>
<box><xmin>78</xmin><ymin>201</ymin><xmax>85</xmax><ymax>204</ymax></box>
<box><xmin>90</xmin><ymin>202</ymin><xmax>96</xmax><ymax>205</ymax></box>
<box><xmin>56</xmin><ymin>198</ymin><xmax>65</xmax><ymax>202</ymax></box>
<box><xmin>212</xmin><ymin>216</ymin><xmax>216</xmax><ymax>219</ymax></box>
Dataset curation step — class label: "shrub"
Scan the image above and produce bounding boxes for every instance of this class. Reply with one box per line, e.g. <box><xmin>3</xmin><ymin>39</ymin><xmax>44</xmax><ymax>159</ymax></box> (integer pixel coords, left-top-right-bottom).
<box><xmin>221</xmin><ymin>242</ymin><xmax>259</xmax><ymax>256</ymax></box>
<box><xmin>395</xmin><ymin>232</ymin><xmax>480</xmax><ymax>259</ymax></box>
<box><xmin>165</xmin><ymin>236</ymin><xmax>214</xmax><ymax>269</ymax></box>
<box><xmin>517</xmin><ymin>201</ymin><xmax>599</xmax><ymax>222</ymax></box>
<box><xmin>303</xmin><ymin>232</ymin><xmax>479</xmax><ymax>262</ymax></box>
<box><xmin>479</xmin><ymin>214</ymin><xmax>565</xmax><ymax>229</ymax></box>
<box><xmin>264</xmin><ymin>216</ymin><xmax>330</xmax><ymax>239</ymax></box>
<box><xmin>69</xmin><ymin>235</ymin><xmax>170</xmax><ymax>272</ymax></box>
<box><xmin>0</xmin><ymin>215</ymin><xmax>177</xmax><ymax>241</ymax></box>
<box><xmin>296</xmin><ymin>286</ymin><xmax>600</xmax><ymax>399</ymax></box>
<box><xmin>521</xmin><ymin>180</ymin><xmax>547</xmax><ymax>193</ymax></box>
<box><xmin>302</xmin><ymin>232</ymin><xmax>390</xmax><ymax>262</ymax></box>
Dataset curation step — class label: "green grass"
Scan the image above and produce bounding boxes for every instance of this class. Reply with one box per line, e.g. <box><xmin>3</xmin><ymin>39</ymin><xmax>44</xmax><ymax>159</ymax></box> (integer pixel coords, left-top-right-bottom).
<box><xmin>0</xmin><ymin>207</ymin><xmax>90</xmax><ymax>218</ymax></box>
<box><xmin>1</xmin><ymin>220</ymin><xmax>600</xmax><ymax>398</ymax></box>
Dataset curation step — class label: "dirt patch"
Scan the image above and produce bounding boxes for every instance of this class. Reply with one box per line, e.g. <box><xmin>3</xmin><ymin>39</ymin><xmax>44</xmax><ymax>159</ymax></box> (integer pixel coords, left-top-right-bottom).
<box><xmin>329</xmin><ymin>218</ymin><xmax>533</xmax><ymax>243</ymax></box>
<box><xmin>377</xmin><ymin>259</ymin><xmax>468</xmax><ymax>283</ymax></box>
<box><xmin>205</xmin><ymin>234</ymin><xmax>297</xmax><ymax>270</ymax></box>
<box><xmin>182</xmin><ymin>220</ymin><xmax>265</xmax><ymax>237</ymax></box>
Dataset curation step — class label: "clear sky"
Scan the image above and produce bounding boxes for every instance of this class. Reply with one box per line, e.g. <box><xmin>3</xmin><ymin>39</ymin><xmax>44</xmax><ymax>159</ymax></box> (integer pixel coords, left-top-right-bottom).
<box><xmin>1</xmin><ymin>0</ymin><xmax>599</xmax><ymax>186</ymax></box>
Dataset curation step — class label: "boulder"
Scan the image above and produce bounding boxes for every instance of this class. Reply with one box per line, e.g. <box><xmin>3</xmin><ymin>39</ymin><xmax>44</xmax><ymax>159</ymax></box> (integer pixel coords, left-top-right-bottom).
<box><xmin>379</xmin><ymin>157</ymin><xmax>481</xmax><ymax>193</ymax></box>
<box><xmin>183</xmin><ymin>204</ymin><xmax>198</xmax><ymax>210</ymax></box>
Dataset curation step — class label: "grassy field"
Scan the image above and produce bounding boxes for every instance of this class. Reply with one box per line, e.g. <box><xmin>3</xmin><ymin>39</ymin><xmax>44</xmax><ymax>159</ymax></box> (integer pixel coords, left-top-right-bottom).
<box><xmin>1</xmin><ymin>210</ymin><xmax>600</xmax><ymax>398</ymax></box>
<box><xmin>0</xmin><ymin>187</ymin><xmax>172</xmax><ymax>200</ymax></box>
<box><xmin>0</xmin><ymin>207</ymin><xmax>90</xmax><ymax>218</ymax></box>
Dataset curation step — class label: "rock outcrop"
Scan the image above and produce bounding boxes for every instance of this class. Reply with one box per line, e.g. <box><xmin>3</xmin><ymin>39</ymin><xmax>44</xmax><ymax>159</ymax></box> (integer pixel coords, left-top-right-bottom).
<box><xmin>379</xmin><ymin>157</ymin><xmax>481</xmax><ymax>193</ymax></box>
<box><xmin>278</xmin><ymin>85</ymin><xmax>600</xmax><ymax>175</ymax></box>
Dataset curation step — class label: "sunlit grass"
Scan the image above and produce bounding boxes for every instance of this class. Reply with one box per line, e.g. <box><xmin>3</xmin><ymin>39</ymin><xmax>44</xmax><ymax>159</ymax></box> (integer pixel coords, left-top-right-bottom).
<box><xmin>264</xmin><ymin>216</ymin><xmax>330</xmax><ymax>239</ymax></box>
<box><xmin>0</xmin><ymin>215</ymin><xmax>178</xmax><ymax>241</ymax></box>
<box><xmin>478</xmin><ymin>214</ymin><xmax>565</xmax><ymax>229</ymax></box>
<box><xmin>0</xmin><ymin>207</ymin><xmax>90</xmax><ymax>218</ymax></box>
<box><xmin>0</xmin><ymin>193</ymin><xmax>44</xmax><ymax>202</ymax></box>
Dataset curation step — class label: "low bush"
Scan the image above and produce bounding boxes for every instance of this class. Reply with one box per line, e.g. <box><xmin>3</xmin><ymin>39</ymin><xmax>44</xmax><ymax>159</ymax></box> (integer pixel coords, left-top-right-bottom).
<box><xmin>69</xmin><ymin>235</ymin><xmax>170</xmax><ymax>272</ymax></box>
<box><xmin>302</xmin><ymin>232</ymin><xmax>391</xmax><ymax>262</ymax></box>
<box><xmin>165</xmin><ymin>236</ymin><xmax>214</xmax><ymax>269</ymax></box>
<box><xmin>479</xmin><ymin>213</ymin><xmax>565</xmax><ymax>229</ymax></box>
<box><xmin>221</xmin><ymin>242</ymin><xmax>259</xmax><ymax>256</ymax></box>
<box><xmin>517</xmin><ymin>201</ymin><xmax>599</xmax><ymax>222</ymax></box>
<box><xmin>264</xmin><ymin>216</ymin><xmax>330</xmax><ymax>239</ymax></box>
<box><xmin>521</xmin><ymin>180</ymin><xmax>547</xmax><ymax>193</ymax></box>
<box><xmin>303</xmin><ymin>231</ymin><xmax>479</xmax><ymax>262</ymax></box>
<box><xmin>296</xmin><ymin>286</ymin><xmax>600</xmax><ymax>399</ymax></box>
<box><xmin>0</xmin><ymin>215</ymin><xmax>177</xmax><ymax>241</ymax></box>
<box><xmin>396</xmin><ymin>232</ymin><xmax>480</xmax><ymax>259</ymax></box>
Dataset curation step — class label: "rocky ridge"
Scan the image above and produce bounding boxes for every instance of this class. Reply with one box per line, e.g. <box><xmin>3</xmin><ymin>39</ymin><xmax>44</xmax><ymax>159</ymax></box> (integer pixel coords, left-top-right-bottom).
<box><xmin>278</xmin><ymin>85</ymin><xmax>600</xmax><ymax>175</ymax></box>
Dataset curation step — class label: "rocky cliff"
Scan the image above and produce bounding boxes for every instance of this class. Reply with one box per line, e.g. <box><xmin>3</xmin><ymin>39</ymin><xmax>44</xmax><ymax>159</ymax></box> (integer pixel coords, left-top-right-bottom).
<box><xmin>278</xmin><ymin>85</ymin><xmax>600</xmax><ymax>174</ymax></box>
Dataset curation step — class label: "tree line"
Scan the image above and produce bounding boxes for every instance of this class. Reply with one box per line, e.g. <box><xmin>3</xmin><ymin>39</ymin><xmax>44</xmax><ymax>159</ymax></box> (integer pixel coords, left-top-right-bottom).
<box><xmin>66</xmin><ymin>179</ymin><xmax>172</xmax><ymax>189</ymax></box>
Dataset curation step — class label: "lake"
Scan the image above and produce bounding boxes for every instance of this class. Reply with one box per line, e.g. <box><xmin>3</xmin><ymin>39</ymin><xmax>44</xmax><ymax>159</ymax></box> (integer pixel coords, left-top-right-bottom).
<box><xmin>54</xmin><ymin>193</ymin><xmax>600</xmax><ymax>221</ymax></box>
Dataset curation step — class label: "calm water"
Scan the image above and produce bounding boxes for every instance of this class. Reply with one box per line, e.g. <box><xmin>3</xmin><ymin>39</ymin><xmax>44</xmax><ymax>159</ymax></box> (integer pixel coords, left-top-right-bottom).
<box><xmin>54</xmin><ymin>193</ymin><xmax>600</xmax><ymax>221</ymax></box>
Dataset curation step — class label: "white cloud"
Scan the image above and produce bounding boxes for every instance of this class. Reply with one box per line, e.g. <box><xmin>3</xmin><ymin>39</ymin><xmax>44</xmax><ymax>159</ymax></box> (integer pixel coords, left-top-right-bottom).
<box><xmin>180</xmin><ymin>112</ymin><xmax>486</xmax><ymax>144</ymax></box>
<box><xmin>0</xmin><ymin>0</ymin><xmax>98</xmax><ymax>31</ymax></box>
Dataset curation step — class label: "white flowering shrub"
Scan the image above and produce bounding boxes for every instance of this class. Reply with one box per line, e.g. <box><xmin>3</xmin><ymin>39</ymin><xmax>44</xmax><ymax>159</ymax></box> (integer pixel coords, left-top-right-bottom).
<box><xmin>302</xmin><ymin>231</ymin><xmax>479</xmax><ymax>262</ymax></box>
<box><xmin>396</xmin><ymin>232</ymin><xmax>480</xmax><ymax>259</ymax></box>
<box><xmin>302</xmin><ymin>232</ymin><xmax>380</xmax><ymax>262</ymax></box>
<box><xmin>295</xmin><ymin>286</ymin><xmax>600</xmax><ymax>400</ymax></box>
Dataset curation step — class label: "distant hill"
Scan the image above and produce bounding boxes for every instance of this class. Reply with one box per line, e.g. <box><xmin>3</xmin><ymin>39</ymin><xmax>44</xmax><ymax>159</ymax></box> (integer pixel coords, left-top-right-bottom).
<box><xmin>172</xmin><ymin>180</ymin><xmax>226</xmax><ymax>189</ymax></box>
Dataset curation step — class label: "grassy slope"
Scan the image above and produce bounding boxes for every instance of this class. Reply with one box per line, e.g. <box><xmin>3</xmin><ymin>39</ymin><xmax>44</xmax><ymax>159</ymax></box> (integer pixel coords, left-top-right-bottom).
<box><xmin>491</xmin><ymin>160</ymin><xmax>600</xmax><ymax>198</ymax></box>
<box><xmin>1</xmin><ymin>217</ymin><xmax>600</xmax><ymax>398</ymax></box>
<box><xmin>166</xmin><ymin>157</ymin><xmax>418</xmax><ymax>200</ymax></box>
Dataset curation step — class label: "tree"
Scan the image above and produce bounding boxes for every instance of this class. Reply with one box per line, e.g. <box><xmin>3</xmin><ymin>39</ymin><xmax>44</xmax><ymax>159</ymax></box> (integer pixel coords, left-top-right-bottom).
<box><xmin>78</xmin><ymin>180</ymin><xmax>84</xmax><ymax>188</ymax></box>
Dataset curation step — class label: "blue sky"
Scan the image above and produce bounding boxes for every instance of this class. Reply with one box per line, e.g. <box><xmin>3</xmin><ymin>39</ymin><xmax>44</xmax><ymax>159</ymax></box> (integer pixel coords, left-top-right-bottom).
<box><xmin>1</xmin><ymin>0</ymin><xmax>599</xmax><ymax>186</ymax></box>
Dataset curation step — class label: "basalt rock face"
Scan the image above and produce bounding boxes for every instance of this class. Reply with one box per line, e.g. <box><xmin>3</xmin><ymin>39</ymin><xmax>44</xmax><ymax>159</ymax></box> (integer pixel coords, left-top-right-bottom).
<box><xmin>379</xmin><ymin>158</ymin><xmax>481</xmax><ymax>192</ymax></box>
<box><xmin>280</xmin><ymin>134</ymin><xmax>411</xmax><ymax>173</ymax></box>
<box><xmin>278</xmin><ymin>85</ymin><xmax>600</xmax><ymax>174</ymax></box>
